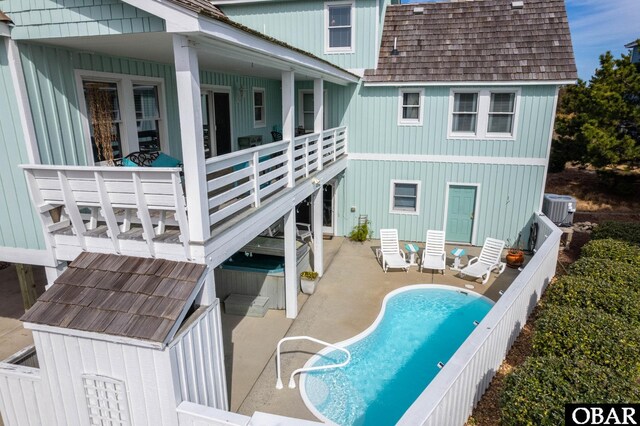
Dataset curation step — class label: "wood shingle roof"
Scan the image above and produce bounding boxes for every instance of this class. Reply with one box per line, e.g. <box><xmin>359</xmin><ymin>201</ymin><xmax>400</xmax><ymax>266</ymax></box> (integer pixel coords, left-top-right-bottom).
<box><xmin>21</xmin><ymin>253</ymin><xmax>207</xmax><ymax>344</ymax></box>
<box><xmin>365</xmin><ymin>0</ymin><xmax>577</xmax><ymax>83</ymax></box>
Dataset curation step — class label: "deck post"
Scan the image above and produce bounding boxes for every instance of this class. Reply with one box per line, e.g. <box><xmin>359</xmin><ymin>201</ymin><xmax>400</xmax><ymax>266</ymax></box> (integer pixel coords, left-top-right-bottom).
<box><xmin>284</xmin><ymin>208</ymin><xmax>298</xmax><ymax>318</ymax></box>
<box><xmin>44</xmin><ymin>262</ymin><xmax>66</xmax><ymax>290</ymax></box>
<box><xmin>173</xmin><ymin>34</ymin><xmax>210</xmax><ymax>243</ymax></box>
<box><xmin>312</xmin><ymin>188</ymin><xmax>324</xmax><ymax>277</ymax></box>
<box><xmin>16</xmin><ymin>264</ymin><xmax>38</xmax><ymax>310</ymax></box>
<box><xmin>314</xmin><ymin>78</ymin><xmax>324</xmax><ymax>172</ymax></box>
<box><xmin>281</xmin><ymin>71</ymin><xmax>295</xmax><ymax>188</ymax></box>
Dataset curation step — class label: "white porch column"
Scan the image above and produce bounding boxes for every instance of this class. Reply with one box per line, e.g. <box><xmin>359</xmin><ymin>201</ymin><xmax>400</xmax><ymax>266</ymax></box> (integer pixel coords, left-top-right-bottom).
<box><xmin>312</xmin><ymin>188</ymin><xmax>324</xmax><ymax>277</ymax></box>
<box><xmin>173</xmin><ymin>34</ymin><xmax>209</xmax><ymax>242</ymax></box>
<box><xmin>314</xmin><ymin>78</ymin><xmax>324</xmax><ymax>172</ymax></box>
<box><xmin>197</xmin><ymin>268</ymin><xmax>216</xmax><ymax>305</ymax></box>
<box><xmin>284</xmin><ymin>208</ymin><xmax>298</xmax><ymax>318</ymax></box>
<box><xmin>281</xmin><ymin>71</ymin><xmax>295</xmax><ymax>188</ymax></box>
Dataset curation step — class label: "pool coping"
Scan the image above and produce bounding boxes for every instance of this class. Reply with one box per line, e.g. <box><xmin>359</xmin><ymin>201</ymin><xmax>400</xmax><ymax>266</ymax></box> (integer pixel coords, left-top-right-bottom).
<box><xmin>298</xmin><ymin>284</ymin><xmax>495</xmax><ymax>425</ymax></box>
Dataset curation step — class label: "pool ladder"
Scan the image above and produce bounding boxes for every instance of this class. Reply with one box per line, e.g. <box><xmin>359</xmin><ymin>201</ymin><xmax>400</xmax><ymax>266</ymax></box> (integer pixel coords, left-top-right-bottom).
<box><xmin>275</xmin><ymin>336</ymin><xmax>351</xmax><ymax>389</ymax></box>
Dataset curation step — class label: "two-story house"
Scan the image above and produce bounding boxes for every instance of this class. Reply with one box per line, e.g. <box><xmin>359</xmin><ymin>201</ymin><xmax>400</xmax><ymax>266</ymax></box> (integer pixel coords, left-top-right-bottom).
<box><xmin>0</xmin><ymin>0</ymin><xmax>575</xmax><ymax>424</ymax></box>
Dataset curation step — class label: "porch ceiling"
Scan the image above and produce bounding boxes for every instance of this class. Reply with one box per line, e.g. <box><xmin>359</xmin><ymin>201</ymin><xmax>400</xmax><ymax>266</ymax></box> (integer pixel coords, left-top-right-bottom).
<box><xmin>37</xmin><ymin>32</ymin><xmax>345</xmax><ymax>82</ymax></box>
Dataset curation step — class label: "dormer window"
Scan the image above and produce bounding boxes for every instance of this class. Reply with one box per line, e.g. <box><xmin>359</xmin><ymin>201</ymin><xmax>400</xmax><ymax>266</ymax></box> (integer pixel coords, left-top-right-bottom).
<box><xmin>325</xmin><ymin>1</ymin><xmax>354</xmax><ymax>53</ymax></box>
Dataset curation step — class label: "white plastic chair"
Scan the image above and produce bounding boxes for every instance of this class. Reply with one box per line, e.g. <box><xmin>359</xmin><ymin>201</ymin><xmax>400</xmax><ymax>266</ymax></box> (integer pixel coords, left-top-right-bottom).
<box><xmin>459</xmin><ymin>237</ymin><xmax>506</xmax><ymax>285</ymax></box>
<box><xmin>420</xmin><ymin>230</ymin><xmax>446</xmax><ymax>274</ymax></box>
<box><xmin>378</xmin><ymin>229</ymin><xmax>409</xmax><ymax>273</ymax></box>
<box><xmin>296</xmin><ymin>223</ymin><xmax>313</xmax><ymax>244</ymax></box>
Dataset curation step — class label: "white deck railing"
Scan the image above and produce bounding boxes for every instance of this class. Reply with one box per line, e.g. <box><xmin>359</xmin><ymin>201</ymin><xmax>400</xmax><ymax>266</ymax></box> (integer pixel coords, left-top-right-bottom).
<box><xmin>397</xmin><ymin>213</ymin><xmax>561</xmax><ymax>426</ymax></box>
<box><xmin>205</xmin><ymin>126</ymin><xmax>347</xmax><ymax>230</ymax></box>
<box><xmin>0</xmin><ymin>360</ymin><xmax>46</xmax><ymax>426</ymax></box>
<box><xmin>21</xmin><ymin>165</ymin><xmax>190</xmax><ymax>260</ymax></box>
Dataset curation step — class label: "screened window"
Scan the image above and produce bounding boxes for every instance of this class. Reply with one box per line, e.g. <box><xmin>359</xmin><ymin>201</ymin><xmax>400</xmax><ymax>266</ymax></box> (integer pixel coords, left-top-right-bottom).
<box><xmin>399</xmin><ymin>90</ymin><xmax>423</xmax><ymax>125</ymax></box>
<box><xmin>326</xmin><ymin>2</ymin><xmax>353</xmax><ymax>51</ymax></box>
<box><xmin>487</xmin><ymin>92</ymin><xmax>516</xmax><ymax>134</ymax></box>
<box><xmin>83</xmin><ymin>81</ymin><xmax>123</xmax><ymax>163</ymax></box>
<box><xmin>253</xmin><ymin>88</ymin><xmax>266</xmax><ymax>128</ymax></box>
<box><xmin>452</xmin><ymin>92</ymin><xmax>478</xmax><ymax>133</ymax></box>
<box><xmin>82</xmin><ymin>374</ymin><xmax>132</xmax><ymax>426</ymax></box>
<box><xmin>391</xmin><ymin>181</ymin><xmax>420</xmax><ymax>214</ymax></box>
<box><xmin>302</xmin><ymin>92</ymin><xmax>314</xmax><ymax>130</ymax></box>
<box><xmin>134</xmin><ymin>84</ymin><xmax>161</xmax><ymax>152</ymax></box>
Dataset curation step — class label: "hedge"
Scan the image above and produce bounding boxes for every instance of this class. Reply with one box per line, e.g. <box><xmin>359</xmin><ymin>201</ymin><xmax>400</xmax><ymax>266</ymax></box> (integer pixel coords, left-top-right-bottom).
<box><xmin>501</xmin><ymin>356</ymin><xmax>640</xmax><ymax>426</ymax></box>
<box><xmin>591</xmin><ymin>221</ymin><xmax>640</xmax><ymax>245</ymax></box>
<box><xmin>580</xmin><ymin>238</ymin><xmax>640</xmax><ymax>265</ymax></box>
<box><xmin>532</xmin><ymin>305</ymin><xmax>640</xmax><ymax>375</ymax></box>
<box><xmin>568</xmin><ymin>257</ymin><xmax>640</xmax><ymax>291</ymax></box>
<box><xmin>545</xmin><ymin>275</ymin><xmax>640</xmax><ymax>324</ymax></box>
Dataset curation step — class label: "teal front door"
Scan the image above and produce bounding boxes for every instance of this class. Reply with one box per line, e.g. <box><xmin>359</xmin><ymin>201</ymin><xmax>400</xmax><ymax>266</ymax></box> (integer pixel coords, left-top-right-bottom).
<box><xmin>446</xmin><ymin>185</ymin><xmax>477</xmax><ymax>244</ymax></box>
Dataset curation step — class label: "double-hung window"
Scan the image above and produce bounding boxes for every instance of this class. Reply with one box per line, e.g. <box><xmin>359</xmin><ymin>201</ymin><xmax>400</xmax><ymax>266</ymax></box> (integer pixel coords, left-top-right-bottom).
<box><xmin>83</xmin><ymin>81</ymin><xmax>124</xmax><ymax>162</ymax></box>
<box><xmin>390</xmin><ymin>180</ymin><xmax>420</xmax><ymax>215</ymax></box>
<box><xmin>398</xmin><ymin>89</ymin><xmax>423</xmax><ymax>125</ymax></box>
<box><xmin>253</xmin><ymin>88</ymin><xmax>266</xmax><ymax>128</ymax></box>
<box><xmin>134</xmin><ymin>84</ymin><xmax>162</xmax><ymax>152</ymax></box>
<box><xmin>325</xmin><ymin>1</ymin><xmax>354</xmax><ymax>53</ymax></box>
<box><xmin>449</xmin><ymin>89</ymin><xmax>519</xmax><ymax>139</ymax></box>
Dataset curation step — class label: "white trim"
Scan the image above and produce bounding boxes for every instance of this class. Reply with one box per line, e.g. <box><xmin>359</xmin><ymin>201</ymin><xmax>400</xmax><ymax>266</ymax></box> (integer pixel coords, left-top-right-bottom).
<box><xmin>0</xmin><ymin>247</ymin><xmax>57</xmax><ymax>266</ymax></box>
<box><xmin>398</xmin><ymin>88</ymin><xmax>424</xmax><ymax>126</ymax></box>
<box><xmin>324</xmin><ymin>0</ymin><xmax>355</xmax><ymax>54</ymax></box>
<box><xmin>201</xmin><ymin>85</ymin><xmax>234</xmax><ymax>155</ymax></box>
<box><xmin>364</xmin><ymin>80</ymin><xmax>577</xmax><ymax>87</ymax></box>
<box><xmin>447</xmin><ymin>88</ymin><xmax>521</xmax><ymax>140</ymax></box>
<box><xmin>374</xmin><ymin>0</ymin><xmax>380</xmax><ymax>68</ymax></box>
<box><xmin>5</xmin><ymin>38</ymin><xmax>40</xmax><ymax>164</ymax></box>
<box><xmin>443</xmin><ymin>182</ymin><xmax>480</xmax><ymax>246</ymax></box>
<box><xmin>252</xmin><ymin>87</ymin><xmax>266</xmax><ymax>128</ymax></box>
<box><xmin>389</xmin><ymin>179</ymin><xmax>421</xmax><ymax>215</ymax></box>
<box><xmin>349</xmin><ymin>153</ymin><xmax>547</xmax><ymax>166</ymax></box>
<box><xmin>74</xmin><ymin>70</ymin><xmax>169</xmax><ymax>164</ymax></box>
<box><xmin>538</xmin><ymin>86</ymin><xmax>560</xmax><ymax>212</ymax></box>
<box><xmin>24</xmin><ymin>323</ymin><xmax>164</xmax><ymax>349</ymax></box>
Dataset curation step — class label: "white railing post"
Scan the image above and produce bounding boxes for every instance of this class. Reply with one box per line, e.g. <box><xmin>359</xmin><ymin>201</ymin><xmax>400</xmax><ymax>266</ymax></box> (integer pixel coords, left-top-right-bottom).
<box><xmin>344</xmin><ymin>127</ymin><xmax>348</xmax><ymax>155</ymax></box>
<box><xmin>314</xmin><ymin>78</ymin><xmax>324</xmax><ymax>172</ymax></box>
<box><xmin>253</xmin><ymin>151</ymin><xmax>261</xmax><ymax>208</ymax></box>
<box><xmin>94</xmin><ymin>171</ymin><xmax>121</xmax><ymax>254</ymax></box>
<box><xmin>304</xmin><ymin>137</ymin><xmax>309</xmax><ymax>178</ymax></box>
<box><xmin>282</xmin><ymin>71</ymin><xmax>295</xmax><ymax>188</ymax></box>
<box><xmin>284</xmin><ymin>207</ymin><xmax>298</xmax><ymax>318</ymax></box>
<box><xmin>57</xmin><ymin>170</ymin><xmax>86</xmax><ymax>250</ymax></box>
<box><xmin>132</xmin><ymin>171</ymin><xmax>156</xmax><ymax>257</ymax></box>
<box><xmin>333</xmin><ymin>128</ymin><xmax>338</xmax><ymax>162</ymax></box>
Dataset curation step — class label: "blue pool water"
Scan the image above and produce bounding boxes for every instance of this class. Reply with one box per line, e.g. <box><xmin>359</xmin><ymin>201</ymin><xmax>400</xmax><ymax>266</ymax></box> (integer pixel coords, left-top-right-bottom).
<box><xmin>301</xmin><ymin>286</ymin><xmax>493</xmax><ymax>426</ymax></box>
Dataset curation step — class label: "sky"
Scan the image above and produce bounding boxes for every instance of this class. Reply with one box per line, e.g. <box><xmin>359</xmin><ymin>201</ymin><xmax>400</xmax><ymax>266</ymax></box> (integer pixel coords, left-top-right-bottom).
<box><xmin>402</xmin><ymin>0</ymin><xmax>640</xmax><ymax>81</ymax></box>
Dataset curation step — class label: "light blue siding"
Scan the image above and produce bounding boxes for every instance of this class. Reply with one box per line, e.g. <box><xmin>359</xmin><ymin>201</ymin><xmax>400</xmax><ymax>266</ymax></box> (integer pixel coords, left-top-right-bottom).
<box><xmin>4</xmin><ymin>0</ymin><xmax>165</xmax><ymax>40</ymax></box>
<box><xmin>339</xmin><ymin>160</ymin><xmax>546</xmax><ymax>245</ymax></box>
<box><xmin>334</xmin><ymin>83</ymin><xmax>557</xmax><ymax>158</ymax></box>
<box><xmin>221</xmin><ymin>0</ymin><xmax>380</xmax><ymax>70</ymax></box>
<box><xmin>18</xmin><ymin>42</ymin><xmax>285</xmax><ymax>165</ymax></box>
<box><xmin>0</xmin><ymin>40</ymin><xmax>46</xmax><ymax>251</ymax></box>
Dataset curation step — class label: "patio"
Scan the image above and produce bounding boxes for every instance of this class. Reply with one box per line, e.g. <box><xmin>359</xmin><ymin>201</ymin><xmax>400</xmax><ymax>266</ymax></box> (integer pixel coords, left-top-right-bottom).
<box><xmin>220</xmin><ymin>237</ymin><xmax>527</xmax><ymax>420</ymax></box>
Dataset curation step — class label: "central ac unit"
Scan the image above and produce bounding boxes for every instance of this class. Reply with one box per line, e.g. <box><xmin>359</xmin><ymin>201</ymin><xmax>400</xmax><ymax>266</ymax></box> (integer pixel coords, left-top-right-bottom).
<box><xmin>542</xmin><ymin>194</ymin><xmax>576</xmax><ymax>226</ymax></box>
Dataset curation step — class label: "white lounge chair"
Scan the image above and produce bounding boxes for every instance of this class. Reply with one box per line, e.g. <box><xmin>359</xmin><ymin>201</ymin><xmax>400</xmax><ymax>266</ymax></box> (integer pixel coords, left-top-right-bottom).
<box><xmin>296</xmin><ymin>222</ymin><xmax>313</xmax><ymax>244</ymax></box>
<box><xmin>420</xmin><ymin>230</ymin><xmax>446</xmax><ymax>274</ymax></box>
<box><xmin>378</xmin><ymin>229</ymin><xmax>410</xmax><ymax>273</ymax></box>
<box><xmin>459</xmin><ymin>237</ymin><xmax>506</xmax><ymax>285</ymax></box>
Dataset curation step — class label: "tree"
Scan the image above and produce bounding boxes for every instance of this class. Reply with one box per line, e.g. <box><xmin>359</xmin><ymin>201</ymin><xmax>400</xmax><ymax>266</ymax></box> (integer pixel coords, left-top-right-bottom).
<box><xmin>551</xmin><ymin>47</ymin><xmax>640</xmax><ymax>171</ymax></box>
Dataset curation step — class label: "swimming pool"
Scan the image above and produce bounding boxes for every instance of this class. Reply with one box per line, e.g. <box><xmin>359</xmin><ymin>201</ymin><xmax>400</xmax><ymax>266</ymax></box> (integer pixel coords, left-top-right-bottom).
<box><xmin>300</xmin><ymin>285</ymin><xmax>493</xmax><ymax>426</ymax></box>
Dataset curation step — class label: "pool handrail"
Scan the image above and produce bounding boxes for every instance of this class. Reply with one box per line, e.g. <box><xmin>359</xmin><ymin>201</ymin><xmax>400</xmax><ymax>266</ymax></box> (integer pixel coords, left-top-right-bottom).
<box><xmin>275</xmin><ymin>336</ymin><xmax>351</xmax><ymax>389</ymax></box>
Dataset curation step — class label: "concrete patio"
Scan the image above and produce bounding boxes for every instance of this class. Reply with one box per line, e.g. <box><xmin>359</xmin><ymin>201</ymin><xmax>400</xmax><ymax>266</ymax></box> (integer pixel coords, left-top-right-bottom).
<box><xmin>220</xmin><ymin>237</ymin><xmax>526</xmax><ymax>420</ymax></box>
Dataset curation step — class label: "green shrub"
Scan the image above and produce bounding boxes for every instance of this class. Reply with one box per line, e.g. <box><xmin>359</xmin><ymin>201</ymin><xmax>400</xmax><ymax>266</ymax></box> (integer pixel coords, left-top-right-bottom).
<box><xmin>532</xmin><ymin>305</ymin><xmax>640</xmax><ymax>375</ymax></box>
<box><xmin>580</xmin><ymin>238</ymin><xmax>640</xmax><ymax>265</ymax></box>
<box><xmin>569</xmin><ymin>257</ymin><xmax>640</xmax><ymax>291</ymax></box>
<box><xmin>545</xmin><ymin>275</ymin><xmax>640</xmax><ymax>324</ymax></box>
<box><xmin>349</xmin><ymin>220</ymin><xmax>371</xmax><ymax>242</ymax></box>
<box><xmin>501</xmin><ymin>356</ymin><xmax>640</xmax><ymax>426</ymax></box>
<box><xmin>591</xmin><ymin>221</ymin><xmax>640</xmax><ymax>245</ymax></box>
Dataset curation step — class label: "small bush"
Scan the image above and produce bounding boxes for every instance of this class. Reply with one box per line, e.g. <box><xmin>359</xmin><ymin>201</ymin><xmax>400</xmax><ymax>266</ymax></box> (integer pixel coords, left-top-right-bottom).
<box><xmin>300</xmin><ymin>271</ymin><xmax>318</xmax><ymax>280</ymax></box>
<box><xmin>545</xmin><ymin>275</ymin><xmax>640</xmax><ymax>324</ymax></box>
<box><xmin>532</xmin><ymin>305</ymin><xmax>640</xmax><ymax>375</ymax></box>
<box><xmin>591</xmin><ymin>221</ymin><xmax>640</xmax><ymax>245</ymax></box>
<box><xmin>568</xmin><ymin>257</ymin><xmax>640</xmax><ymax>291</ymax></box>
<box><xmin>349</xmin><ymin>220</ymin><xmax>371</xmax><ymax>242</ymax></box>
<box><xmin>501</xmin><ymin>356</ymin><xmax>640</xmax><ymax>426</ymax></box>
<box><xmin>580</xmin><ymin>238</ymin><xmax>640</xmax><ymax>265</ymax></box>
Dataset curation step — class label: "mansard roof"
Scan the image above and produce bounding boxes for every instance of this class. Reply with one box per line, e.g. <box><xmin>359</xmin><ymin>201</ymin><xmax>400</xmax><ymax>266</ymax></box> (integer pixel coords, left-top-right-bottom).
<box><xmin>365</xmin><ymin>0</ymin><xmax>577</xmax><ymax>83</ymax></box>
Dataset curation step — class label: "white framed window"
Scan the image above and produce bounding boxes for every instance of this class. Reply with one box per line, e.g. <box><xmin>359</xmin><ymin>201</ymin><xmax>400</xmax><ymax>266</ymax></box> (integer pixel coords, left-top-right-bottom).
<box><xmin>82</xmin><ymin>374</ymin><xmax>132</xmax><ymax>426</ymax></box>
<box><xmin>325</xmin><ymin>1</ymin><xmax>354</xmax><ymax>53</ymax></box>
<box><xmin>253</xmin><ymin>87</ymin><xmax>266</xmax><ymax>128</ymax></box>
<box><xmin>398</xmin><ymin>89</ymin><xmax>424</xmax><ymax>126</ymax></box>
<box><xmin>448</xmin><ymin>88</ymin><xmax>520</xmax><ymax>140</ymax></box>
<box><xmin>298</xmin><ymin>90</ymin><xmax>329</xmax><ymax>132</ymax></box>
<box><xmin>390</xmin><ymin>180</ymin><xmax>421</xmax><ymax>215</ymax></box>
<box><xmin>76</xmin><ymin>70</ymin><xmax>168</xmax><ymax>165</ymax></box>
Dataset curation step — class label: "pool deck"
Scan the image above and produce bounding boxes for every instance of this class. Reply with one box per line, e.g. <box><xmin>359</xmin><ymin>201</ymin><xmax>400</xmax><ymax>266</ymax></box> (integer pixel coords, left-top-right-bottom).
<box><xmin>222</xmin><ymin>237</ymin><xmax>526</xmax><ymax>420</ymax></box>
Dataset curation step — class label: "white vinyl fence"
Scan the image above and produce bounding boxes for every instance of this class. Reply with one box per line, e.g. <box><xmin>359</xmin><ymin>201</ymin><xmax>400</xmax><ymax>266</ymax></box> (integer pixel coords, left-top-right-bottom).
<box><xmin>398</xmin><ymin>212</ymin><xmax>561</xmax><ymax>425</ymax></box>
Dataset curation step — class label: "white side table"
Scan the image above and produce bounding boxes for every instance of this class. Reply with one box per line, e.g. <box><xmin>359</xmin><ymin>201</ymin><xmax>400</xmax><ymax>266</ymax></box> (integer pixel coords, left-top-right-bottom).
<box><xmin>450</xmin><ymin>247</ymin><xmax>466</xmax><ymax>271</ymax></box>
<box><xmin>405</xmin><ymin>243</ymin><xmax>419</xmax><ymax>267</ymax></box>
